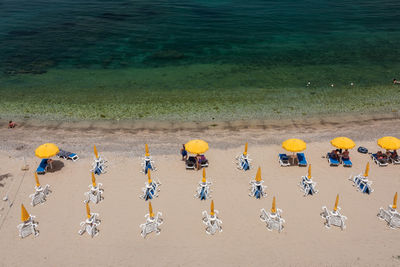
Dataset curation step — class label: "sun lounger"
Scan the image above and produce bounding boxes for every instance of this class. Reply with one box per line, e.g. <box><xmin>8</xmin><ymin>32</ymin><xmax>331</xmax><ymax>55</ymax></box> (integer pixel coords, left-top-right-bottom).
<box><xmin>199</xmin><ymin>155</ymin><xmax>209</xmax><ymax>167</ymax></box>
<box><xmin>389</xmin><ymin>156</ymin><xmax>400</xmax><ymax>165</ymax></box>
<box><xmin>17</xmin><ymin>216</ymin><xmax>39</xmax><ymax>238</ymax></box>
<box><xmin>186</xmin><ymin>156</ymin><xmax>196</xmax><ymax>169</ymax></box>
<box><xmin>140</xmin><ymin>180</ymin><xmax>161</xmax><ymax>201</ymax></box>
<box><xmin>57</xmin><ymin>149</ymin><xmax>79</xmax><ymax>161</ymax></box>
<box><xmin>249</xmin><ymin>179</ymin><xmax>267</xmax><ymax>199</ymax></box>
<box><xmin>235</xmin><ymin>154</ymin><xmax>251</xmax><ymax>170</ymax></box>
<box><xmin>195</xmin><ymin>182</ymin><xmax>212</xmax><ymax>200</ymax></box>
<box><xmin>140</xmin><ymin>211</ymin><xmax>163</xmax><ymax>238</ymax></box>
<box><xmin>350</xmin><ymin>175</ymin><xmax>373</xmax><ymax>194</ymax></box>
<box><xmin>299</xmin><ymin>176</ymin><xmax>318</xmax><ymax>196</ymax></box>
<box><xmin>341</xmin><ymin>157</ymin><xmax>352</xmax><ymax>167</ymax></box>
<box><xmin>202</xmin><ymin>210</ymin><xmax>222</xmax><ymax>235</ymax></box>
<box><xmin>296</xmin><ymin>153</ymin><xmax>307</xmax><ymax>167</ymax></box>
<box><xmin>321</xmin><ymin>206</ymin><xmax>347</xmax><ymax>230</ymax></box>
<box><xmin>36</xmin><ymin>159</ymin><xmax>48</xmax><ymax>174</ymax></box>
<box><xmin>279</xmin><ymin>154</ymin><xmax>290</xmax><ymax>167</ymax></box>
<box><xmin>371</xmin><ymin>154</ymin><xmax>388</xmax><ymax>167</ymax></box>
<box><xmin>260</xmin><ymin>208</ymin><xmax>285</xmax><ymax>232</ymax></box>
<box><xmin>327</xmin><ymin>153</ymin><xmax>340</xmax><ymax>166</ymax></box>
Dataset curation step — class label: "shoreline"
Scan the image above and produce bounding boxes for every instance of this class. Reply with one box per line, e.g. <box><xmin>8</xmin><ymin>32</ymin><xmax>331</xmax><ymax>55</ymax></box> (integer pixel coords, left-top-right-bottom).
<box><xmin>1</xmin><ymin>112</ymin><xmax>400</xmax><ymax>159</ymax></box>
<box><xmin>3</xmin><ymin>112</ymin><xmax>400</xmax><ymax>132</ymax></box>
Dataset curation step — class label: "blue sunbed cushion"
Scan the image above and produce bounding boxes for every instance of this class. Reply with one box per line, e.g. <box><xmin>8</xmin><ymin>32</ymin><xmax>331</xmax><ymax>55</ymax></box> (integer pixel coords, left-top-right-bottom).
<box><xmin>279</xmin><ymin>154</ymin><xmax>289</xmax><ymax>160</ymax></box>
<box><xmin>297</xmin><ymin>153</ymin><xmax>307</xmax><ymax>166</ymax></box>
<box><xmin>200</xmin><ymin>187</ymin><xmax>207</xmax><ymax>200</ymax></box>
<box><xmin>36</xmin><ymin>159</ymin><xmax>48</xmax><ymax>174</ymax></box>
<box><xmin>342</xmin><ymin>158</ymin><xmax>352</xmax><ymax>166</ymax></box>
<box><xmin>327</xmin><ymin>153</ymin><xmax>340</xmax><ymax>165</ymax></box>
<box><xmin>241</xmin><ymin>159</ymin><xmax>250</xmax><ymax>170</ymax></box>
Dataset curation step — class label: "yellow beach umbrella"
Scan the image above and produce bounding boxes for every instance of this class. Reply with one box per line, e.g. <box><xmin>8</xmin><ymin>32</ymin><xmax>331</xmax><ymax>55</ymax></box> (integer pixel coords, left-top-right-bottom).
<box><xmin>185</xmin><ymin>139</ymin><xmax>209</xmax><ymax>154</ymax></box>
<box><xmin>86</xmin><ymin>202</ymin><xmax>91</xmax><ymax>219</ymax></box>
<box><xmin>330</xmin><ymin>137</ymin><xmax>355</xmax><ymax>150</ymax></box>
<box><xmin>307</xmin><ymin>164</ymin><xmax>312</xmax><ymax>179</ymax></box>
<box><xmin>35</xmin><ymin>143</ymin><xmax>59</xmax><ymax>158</ymax></box>
<box><xmin>244</xmin><ymin>142</ymin><xmax>248</xmax><ymax>156</ymax></box>
<box><xmin>282</xmin><ymin>138</ymin><xmax>306</xmax><ymax>152</ymax></box>
<box><xmin>91</xmin><ymin>172</ymin><xmax>97</xmax><ymax>187</ymax></box>
<box><xmin>210</xmin><ymin>200</ymin><xmax>215</xmax><ymax>216</ymax></box>
<box><xmin>333</xmin><ymin>194</ymin><xmax>339</xmax><ymax>212</ymax></box>
<box><xmin>94</xmin><ymin>145</ymin><xmax>99</xmax><ymax>159</ymax></box>
<box><xmin>21</xmin><ymin>204</ymin><xmax>30</xmax><ymax>222</ymax></box>
<box><xmin>149</xmin><ymin>201</ymin><xmax>154</xmax><ymax>218</ymax></box>
<box><xmin>148</xmin><ymin>169</ymin><xmax>152</xmax><ymax>184</ymax></box>
<box><xmin>363</xmin><ymin>162</ymin><xmax>370</xmax><ymax>177</ymax></box>
<box><xmin>271</xmin><ymin>196</ymin><xmax>276</xmax><ymax>214</ymax></box>
<box><xmin>34</xmin><ymin>172</ymin><xmax>40</xmax><ymax>187</ymax></box>
<box><xmin>145</xmin><ymin>144</ymin><xmax>150</xmax><ymax>157</ymax></box>
<box><xmin>393</xmin><ymin>192</ymin><xmax>397</xmax><ymax>210</ymax></box>
<box><xmin>377</xmin><ymin>136</ymin><xmax>400</xmax><ymax>150</ymax></box>
<box><xmin>255</xmin><ymin>167</ymin><xmax>262</xmax><ymax>182</ymax></box>
<box><xmin>202</xmin><ymin>168</ymin><xmax>206</xmax><ymax>183</ymax></box>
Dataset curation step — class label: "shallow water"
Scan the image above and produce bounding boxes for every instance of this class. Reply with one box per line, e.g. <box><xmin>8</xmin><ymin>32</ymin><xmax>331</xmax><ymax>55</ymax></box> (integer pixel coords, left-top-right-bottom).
<box><xmin>1</xmin><ymin>0</ymin><xmax>400</xmax><ymax>120</ymax></box>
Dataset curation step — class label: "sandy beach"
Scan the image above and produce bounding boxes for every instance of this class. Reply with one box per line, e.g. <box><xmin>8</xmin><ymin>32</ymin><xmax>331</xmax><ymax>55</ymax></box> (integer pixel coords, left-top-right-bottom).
<box><xmin>1</xmin><ymin>116</ymin><xmax>400</xmax><ymax>266</ymax></box>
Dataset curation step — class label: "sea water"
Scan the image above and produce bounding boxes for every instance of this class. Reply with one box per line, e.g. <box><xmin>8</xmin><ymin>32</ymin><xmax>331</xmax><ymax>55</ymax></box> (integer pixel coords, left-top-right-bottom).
<box><xmin>0</xmin><ymin>0</ymin><xmax>400</xmax><ymax>121</ymax></box>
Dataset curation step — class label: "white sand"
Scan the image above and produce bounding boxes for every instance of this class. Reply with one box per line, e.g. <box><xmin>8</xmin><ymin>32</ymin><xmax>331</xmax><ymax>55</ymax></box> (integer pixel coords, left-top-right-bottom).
<box><xmin>0</xmin><ymin>117</ymin><xmax>400</xmax><ymax>266</ymax></box>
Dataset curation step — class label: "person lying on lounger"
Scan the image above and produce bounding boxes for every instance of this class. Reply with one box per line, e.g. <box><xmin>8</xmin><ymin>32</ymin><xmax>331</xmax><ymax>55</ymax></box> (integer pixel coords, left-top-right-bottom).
<box><xmin>330</xmin><ymin>150</ymin><xmax>339</xmax><ymax>160</ymax></box>
<box><xmin>391</xmin><ymin>150</ymin><xmax>398</xmax><ymax>160</ymax></box>
<box><xmin>342</xmin><ymin>149</ymin><xmax>349</xmax><ymax>160</ymax></box>
<box><xmin>376</xmin><ymin>151</ymin><xmax>388</xmax><ymax>162</ymax></box>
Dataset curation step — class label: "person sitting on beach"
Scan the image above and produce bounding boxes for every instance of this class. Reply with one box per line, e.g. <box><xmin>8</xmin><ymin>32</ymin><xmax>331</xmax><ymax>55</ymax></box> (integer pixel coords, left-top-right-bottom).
<box><xmin>199</xmin><ymin>154</ymin><xmax>207</xmax><ymax>164</ymax></box>
<box><xmin>386</xmin><ymin>150</ymin><xmax>392</xmax><ymax>158</ymax></box>
<box><xmin>180</xmin><ymin>144</ymin><xmax>188</xmax><ymax>161</ymax></box>
<box><xmin>8</xmin><ymin>120</ymin><xmax>16</xmax><ymax>128</ymax></box>
<box><xmin>342</xmin><ymin>149</ymin><xmax>349</xmax><ymax>160</ymax></box>
<box><xmin>392</xmin><ymin>150</ymin><xmax>398</xmax><ymax>160</ymax></box>
<box><xmin>377</xmin><ymin>151</ymin><xmax>387</xmax><ymax>160</ymax></box>
<box><xmin>393</xmin><ymin>79</ymin><xmax>400</xmax><ymax>84</ymax></box>
<box><xmin>330</xmin><ymin>150</ymin><xmax>339</xmax><ymax>160</ymax></box>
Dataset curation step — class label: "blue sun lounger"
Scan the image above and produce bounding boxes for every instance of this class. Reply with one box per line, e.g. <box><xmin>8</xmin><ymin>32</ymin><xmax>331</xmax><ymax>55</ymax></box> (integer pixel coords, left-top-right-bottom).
<box><xmin>371</xmin><ymin>153</ymin><xmax>388</xmax><ymax>167</ymax></box>
<box><xmin>279</xmin><ymin>154</ymin><xmax>290</xmax><ymax>166</ymax></box>
<box><xmin>354</xmin><ymin>176</ymin><xmax>373</xmax><ymax>194</ymax></box>
<box><xmin>327</xmin><ymin>153</ymin><xmax>340</xmax><ymax>166</ymax></box>
<box><xmin>36</xmin><ymin>159</ymin><xmax>48</xmax><ymax>174</ymax></box>
<box><xmin>240</xmin><ymin>158</ymin><xmax>250</xmax><ymax>170</ymax></box>
<box><xmin>296</xmin><ymin>153</ymin><xmax>307</xmax><ymax>167</ymax></box>
<box><xmin>341</xmin><ymin>157</ymin><xmax>352</xmax><ymax>167</ymax></box>
<box><xmin>57</xmin><ymin>149</ymin><xmax>79</xmax><ymax>161</ymax></box>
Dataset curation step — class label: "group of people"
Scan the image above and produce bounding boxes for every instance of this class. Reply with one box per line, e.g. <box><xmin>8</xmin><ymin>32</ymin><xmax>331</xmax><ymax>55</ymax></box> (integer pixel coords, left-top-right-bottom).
<box><xmin>180</xmin><ymin>144</ymin><xmax>208</xmax><ymax>170</ymax></box>
<box><xmin>376</xmin><ymin>150</ymin><xmax>398</xmax><ymax>162</ymax></box>
<box><xmin>329</xmin><ymin>149</ymin><xmax>350</xmax><ymax>161</ymax></box>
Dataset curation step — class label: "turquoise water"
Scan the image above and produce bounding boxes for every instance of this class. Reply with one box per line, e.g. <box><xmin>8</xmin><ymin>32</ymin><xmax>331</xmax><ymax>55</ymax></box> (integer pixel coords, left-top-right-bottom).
<box><xmin>1</xmin><ymin>0</ymin><xmax>400</xmax><ymax>120</ymax></box>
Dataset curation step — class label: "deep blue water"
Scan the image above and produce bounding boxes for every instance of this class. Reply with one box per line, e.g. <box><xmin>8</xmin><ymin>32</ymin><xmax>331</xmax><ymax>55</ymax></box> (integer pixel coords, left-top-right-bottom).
<box><xmin>1</xmin><ymin>0</ymin><xmax>400</xmax><ymax>73</ymax></box>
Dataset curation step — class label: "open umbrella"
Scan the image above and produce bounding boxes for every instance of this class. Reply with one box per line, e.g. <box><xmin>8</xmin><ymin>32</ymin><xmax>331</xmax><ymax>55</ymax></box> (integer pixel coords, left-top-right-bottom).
<box><xmin>282</xmin><ymin>138</ymin><xmax>306</xmax><ymax>152</ymax></box>
<box><xmin>185</xmin><ymin>139</ymin><xmax>209</xmax><ymax>154</ymax></box>
<box><xmin>377</xmin><ymin>136</ymin><xmax>400</xmax><ymax>150</ymax></box>
<box><xmin>35</xmin><ymin>143</ymin><xmax>59</xmax><ymax>158</ymax></box>
<box><xmin>330</xmin><ymin>137</ymin><xmax>355</xmax><ymax>150</ymax></box>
